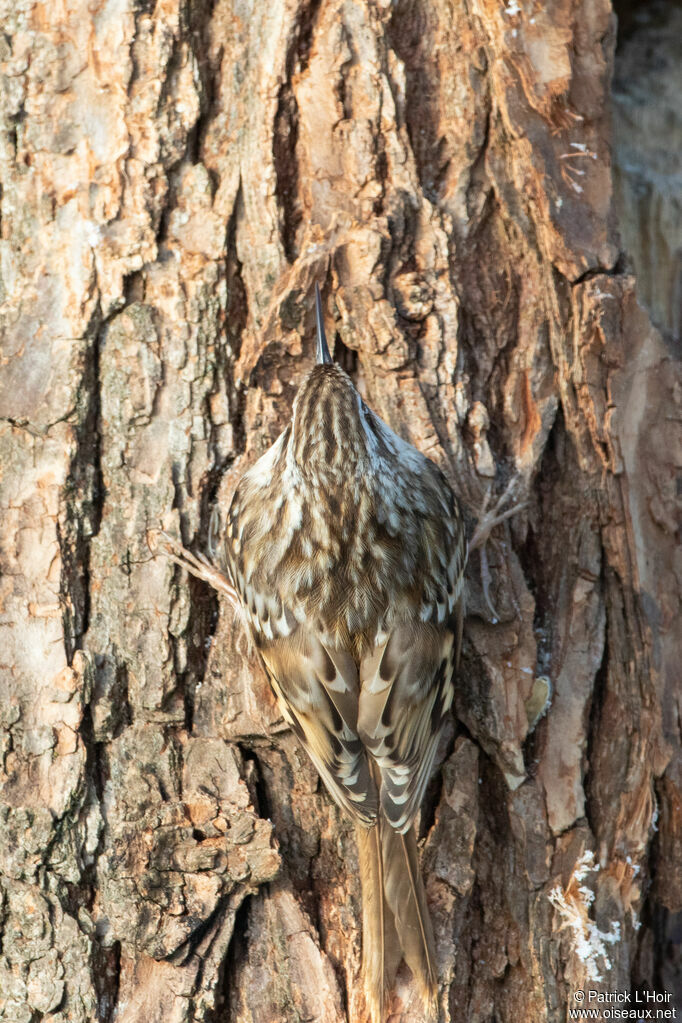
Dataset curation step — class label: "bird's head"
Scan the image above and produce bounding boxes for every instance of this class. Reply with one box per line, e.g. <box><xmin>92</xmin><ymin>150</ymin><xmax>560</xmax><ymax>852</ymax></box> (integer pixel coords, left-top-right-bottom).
<box><xmin>288</xmin><ymin>286</ymin><xmax>377</xmax><ymax>478</ymax></box>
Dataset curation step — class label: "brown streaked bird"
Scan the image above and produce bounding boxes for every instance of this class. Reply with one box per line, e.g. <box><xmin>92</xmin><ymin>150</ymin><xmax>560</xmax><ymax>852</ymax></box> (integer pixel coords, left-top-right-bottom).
<box><xmin>160</xmin><ymin>285</ymin><xmax>468</xmax><ymax>1021</ymax></box>
<box><xmin>220</xmin><ymin>285</ymin><xmax>466</xmax><ymax>1021</ymax></box>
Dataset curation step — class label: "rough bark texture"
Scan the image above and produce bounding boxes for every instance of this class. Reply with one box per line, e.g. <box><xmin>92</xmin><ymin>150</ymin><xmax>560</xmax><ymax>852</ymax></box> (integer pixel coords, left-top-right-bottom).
<box><xmin>611</xmin><ymin>0</ymin><xmax>682</xmax><ymax>348</ymax></box>
<box><xmin>0</xmin><ymin>1</ymin><xmax>680</xmax><ymax>1021</ymax></box>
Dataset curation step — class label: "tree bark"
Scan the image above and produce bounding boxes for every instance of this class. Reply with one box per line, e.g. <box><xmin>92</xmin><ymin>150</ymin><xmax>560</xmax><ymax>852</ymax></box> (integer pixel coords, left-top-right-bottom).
<box><xmin>0</xmin><ymin>1</ymin><xmax>679</xmax><ymax>1021</ymax></box>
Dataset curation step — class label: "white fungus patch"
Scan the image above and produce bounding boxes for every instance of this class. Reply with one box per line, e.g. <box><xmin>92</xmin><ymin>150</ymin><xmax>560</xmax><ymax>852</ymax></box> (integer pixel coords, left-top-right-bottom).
<box><xmin>548</xmin><ymin>851</ymin><xmax>621</xmax><ymax>982</ymax></box>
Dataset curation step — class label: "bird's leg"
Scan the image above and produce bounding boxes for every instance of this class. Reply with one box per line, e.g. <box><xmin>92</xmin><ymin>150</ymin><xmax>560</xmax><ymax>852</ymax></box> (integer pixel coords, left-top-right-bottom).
<box><xmin>469</xmin><ymin>479</ymin><xmax>526</xmax><ymax>621</ymax></box>
<box><xmin>469</xmin><ymin>478</ymin><xmax>525</xmax><ymax>553</ymax></box>
<box><xmin>478</xmin><ymin>540</ymin><xmax>498</xmax><ymax>622</ymax></box>
<box><xmin>150</xmin><ymin>529</ymin><xmax>240</xmax><ymax>608</ymax></box>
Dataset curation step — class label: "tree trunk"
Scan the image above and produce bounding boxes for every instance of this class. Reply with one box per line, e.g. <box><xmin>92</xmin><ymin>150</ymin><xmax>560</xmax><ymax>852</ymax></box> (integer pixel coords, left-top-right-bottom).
<box><xmin>1</xmin><ymin>1</ymin><xmax>679</xmax><ymax>1021</ymax></box>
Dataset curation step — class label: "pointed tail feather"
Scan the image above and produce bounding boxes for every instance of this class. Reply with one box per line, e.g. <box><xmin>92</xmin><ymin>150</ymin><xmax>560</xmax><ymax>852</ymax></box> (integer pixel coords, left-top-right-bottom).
<box><xmin>357</xmin><ymin>820</ymin><xmax>437</xmax><ymax>1021</ymax></box>
<box><xmin>382</xmin><ymin>824</ymin><xmax>438</xmax><ymax>1018</ymax></box>
<box><xmin>357</xmin><ymin>822</ymin><xmax>390</xmax><ymax>1023</ymax></box>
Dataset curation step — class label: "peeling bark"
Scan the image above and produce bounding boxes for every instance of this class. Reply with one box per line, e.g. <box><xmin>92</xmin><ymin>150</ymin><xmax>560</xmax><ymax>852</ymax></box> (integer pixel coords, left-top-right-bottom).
<box><xmin>0</xmin><ymin>1</ymin><xmax>680</xmax><ymax>1021</ymax></box>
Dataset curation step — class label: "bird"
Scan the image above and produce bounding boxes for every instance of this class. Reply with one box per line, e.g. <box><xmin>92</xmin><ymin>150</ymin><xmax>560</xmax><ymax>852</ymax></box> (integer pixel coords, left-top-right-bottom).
<box><xmin>160</xmin><ymin>284</ymin><xmax>469</xmax><ymax>1021</ymax></box>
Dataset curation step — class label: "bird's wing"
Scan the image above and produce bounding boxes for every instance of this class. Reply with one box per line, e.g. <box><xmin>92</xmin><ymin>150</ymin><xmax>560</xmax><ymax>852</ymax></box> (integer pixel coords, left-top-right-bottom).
<box><xmin>358</xmin><ymin>615</ymin><xmax>459</xmax><ymax>833</ymax></box>
<box><xmin>258</xmin><ymin>624</ymin><xmax>379</xmax><ymax>826</ymax></box>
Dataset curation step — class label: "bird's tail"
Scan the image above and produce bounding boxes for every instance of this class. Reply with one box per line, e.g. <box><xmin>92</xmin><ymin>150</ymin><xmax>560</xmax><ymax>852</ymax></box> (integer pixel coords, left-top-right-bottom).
<box><xmin>356</xmin><ymin>819</ymin><xmax>437</xmax><ymax>1022</ymax></box>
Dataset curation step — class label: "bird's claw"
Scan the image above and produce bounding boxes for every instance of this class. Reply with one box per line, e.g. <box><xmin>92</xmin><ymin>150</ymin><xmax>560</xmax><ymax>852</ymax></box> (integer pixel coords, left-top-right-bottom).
<box><xmin>469</xmin><ymin>479</ymin><xmax>526</xmax><ymax>553</ymax></box>
<box><xmin>468</xmin><ymin>479</ymin><xmax>526</xmax><ymax>621</ymax></box>
<box><xmin>151</xmin><ymin>529</ymin><xmax>240</xmax><ymax>607</ymax></box>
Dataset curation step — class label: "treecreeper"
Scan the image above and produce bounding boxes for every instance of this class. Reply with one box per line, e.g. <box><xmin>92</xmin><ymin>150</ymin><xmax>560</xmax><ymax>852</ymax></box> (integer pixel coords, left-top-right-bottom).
<box><xmin>163</xmin><ymin>285</ymin><xmax>475</xmax><ymax>1022</ymax></box>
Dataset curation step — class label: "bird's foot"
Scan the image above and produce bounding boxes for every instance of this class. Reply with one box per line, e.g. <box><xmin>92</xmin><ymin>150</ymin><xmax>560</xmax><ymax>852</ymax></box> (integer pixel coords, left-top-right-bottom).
<box><xmin>469</xmin><ymin>478</ymin><xmax>525</xmax><ymax>552</ymax></box>
<box><xmin>150</xmin><ymin>529</ymin><xmax>240</xmax><ymax>608</ymax></box>
<box><xmin>469</xmin><ymin>480</ymin><xmax>526</xmax><ymax>621</ymax></box>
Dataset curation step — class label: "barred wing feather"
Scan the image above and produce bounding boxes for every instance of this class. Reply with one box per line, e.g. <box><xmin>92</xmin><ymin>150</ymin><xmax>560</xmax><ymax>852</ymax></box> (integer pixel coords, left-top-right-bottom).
<box><xmin>358</xmin><ymin>620</ymin><xmax>457</xmax><ymax>833</ymax></box>
<box><xmin>259</xmin><ymin>625</ymin><xmax>379</xmax><ymax>826</ymax></box>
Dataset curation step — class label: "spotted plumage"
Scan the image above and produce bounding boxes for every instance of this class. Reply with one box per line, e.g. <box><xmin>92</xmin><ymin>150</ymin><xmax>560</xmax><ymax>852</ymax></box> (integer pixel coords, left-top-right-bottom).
<box><xmin>219</xmin><ymin>286</ymin><xmax>467</xmax><ymax>1021</ymax></box>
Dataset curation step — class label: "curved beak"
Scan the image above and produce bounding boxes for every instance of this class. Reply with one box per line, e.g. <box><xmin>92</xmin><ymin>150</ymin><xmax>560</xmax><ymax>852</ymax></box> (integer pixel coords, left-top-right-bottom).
<box><xmin>315</xmin><ymin>283</ymin><xmax>333</xmax><ymax>365</ymax></box>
